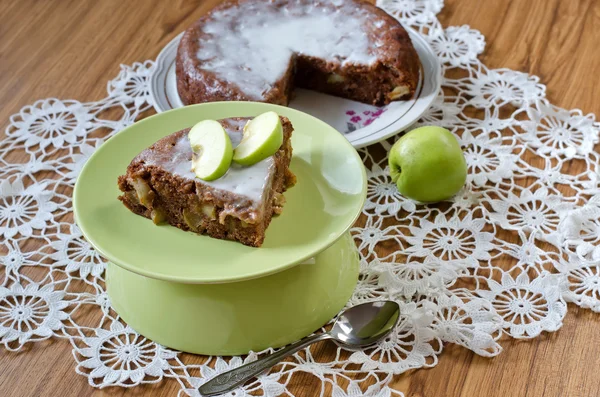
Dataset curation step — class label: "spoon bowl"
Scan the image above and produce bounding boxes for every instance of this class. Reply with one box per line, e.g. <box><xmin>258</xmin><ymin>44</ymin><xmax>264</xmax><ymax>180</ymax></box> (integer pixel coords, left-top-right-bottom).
<box><xmin>331</xmin><ymin>300</ymin><xmax>400</xmax><ymax>347</ymax></box>
<box><xmin>199</xmin><ymin>300</ymin><xmax>401</xmax><ymax>396</ymax></box>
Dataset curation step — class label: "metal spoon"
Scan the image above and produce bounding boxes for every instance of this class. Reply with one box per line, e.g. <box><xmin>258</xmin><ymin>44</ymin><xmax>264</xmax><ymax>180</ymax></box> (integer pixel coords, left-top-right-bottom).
<box><xmin>199</xmin><ymin>300</ymin><xmax>400</xmax><ymax>396</ymax></box>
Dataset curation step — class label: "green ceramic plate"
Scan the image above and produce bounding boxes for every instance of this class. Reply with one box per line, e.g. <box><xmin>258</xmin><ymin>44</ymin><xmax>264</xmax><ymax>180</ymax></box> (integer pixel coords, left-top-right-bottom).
<box><xmin>74</xmin><ymin>102</ymin><xmax>367</xmax><ymax>284</ymax></box>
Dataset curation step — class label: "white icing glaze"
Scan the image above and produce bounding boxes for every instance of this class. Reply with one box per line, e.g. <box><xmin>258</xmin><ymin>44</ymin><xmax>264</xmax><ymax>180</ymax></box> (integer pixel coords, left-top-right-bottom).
<box><xmin>141</xmin><ymin>120</ymin><xmax>275</xmax><ymax>205</ymax></box>
<box><xmin>195</xmin><ymin>0</ymin><xmax>387</xmax><ymax>99</ymax></box>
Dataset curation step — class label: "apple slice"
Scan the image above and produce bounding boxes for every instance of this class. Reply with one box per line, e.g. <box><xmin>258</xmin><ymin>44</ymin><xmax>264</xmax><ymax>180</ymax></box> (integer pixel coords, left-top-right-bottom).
<box><xmin>233</xmin><ymin>111</ymin><xmax>283</xmax><ymax>166</ymax></box>
<box><xmin>188</xmin><ymin>120</ymin><xmax>233</xmax><ymax>181</ymax></box>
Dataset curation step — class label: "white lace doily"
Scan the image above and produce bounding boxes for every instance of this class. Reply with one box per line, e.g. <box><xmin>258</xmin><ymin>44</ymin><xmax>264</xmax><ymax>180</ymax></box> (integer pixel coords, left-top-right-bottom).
<box><xmin>1</xmin><ymin>1</ymin><xmax>600</xmax><ymax>395</ymax></box>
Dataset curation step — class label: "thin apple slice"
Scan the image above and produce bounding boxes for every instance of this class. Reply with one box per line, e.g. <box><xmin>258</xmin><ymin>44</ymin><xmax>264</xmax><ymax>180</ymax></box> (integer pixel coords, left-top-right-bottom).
<box><xmin>189</xmin><ymin>120</ymin><xmax>233</xmax><ymax>181</ymax></box>
<box><xmin>233</xmin><ymin>111</ymin><xmax>283</xmax><ymax>166</ymax></box>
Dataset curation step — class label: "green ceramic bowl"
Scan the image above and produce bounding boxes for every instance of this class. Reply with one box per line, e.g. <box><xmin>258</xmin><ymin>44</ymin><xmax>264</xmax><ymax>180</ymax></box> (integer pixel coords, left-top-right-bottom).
<box><xmin>107</xmin><ymin>232</ymin><xmax>358</xmax><ymax>355</ymax></box>
<box><xmin>73</xmin><ymin>102</ymin><xmax>367</xmax><ymax>354</ymax></box>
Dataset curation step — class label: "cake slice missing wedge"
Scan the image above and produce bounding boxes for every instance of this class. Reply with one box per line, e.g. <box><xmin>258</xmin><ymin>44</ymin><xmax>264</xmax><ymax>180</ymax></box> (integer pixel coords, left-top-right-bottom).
<box><xmin>117</xmin><ymin>117</ymin><xmax>295</xmax><ymax>247</ymax></box>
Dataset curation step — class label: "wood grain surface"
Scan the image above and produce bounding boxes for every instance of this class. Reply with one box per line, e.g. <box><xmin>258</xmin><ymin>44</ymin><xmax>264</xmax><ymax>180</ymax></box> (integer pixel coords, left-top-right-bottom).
<box><xmin>1</xmin><ymin>0</ymin><xmax>599</xmax><ymax>396</ymax></box>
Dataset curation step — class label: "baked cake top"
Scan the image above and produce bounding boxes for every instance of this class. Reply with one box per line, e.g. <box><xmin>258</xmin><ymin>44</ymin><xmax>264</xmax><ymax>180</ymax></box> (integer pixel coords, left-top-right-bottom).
<box><xmin>137</xmin><ymin>118</ymin><xmax>276</xmax><ymax>207</ymax></box>
<box><xmin>182</xmin><ymin>0</ymin><xmax>412</xmax><ymax>101</ymax></box>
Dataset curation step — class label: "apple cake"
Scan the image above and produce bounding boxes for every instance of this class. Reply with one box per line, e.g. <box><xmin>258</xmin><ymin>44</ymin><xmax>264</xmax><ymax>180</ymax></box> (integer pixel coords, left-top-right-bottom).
<box><xmin>176</xmin><ymin>0</ymin><xmax>420</xmax><ymax>107</ymax></box>
<box><xmin>117</xmin><ymin>117</ymin><xmax>295</xmax><ymax>247</ymax></box>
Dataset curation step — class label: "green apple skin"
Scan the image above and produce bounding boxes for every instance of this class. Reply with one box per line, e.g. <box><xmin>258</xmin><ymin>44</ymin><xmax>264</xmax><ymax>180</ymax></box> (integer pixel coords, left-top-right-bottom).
<box><xmin>188</xmin><ymin>120</ymin><xmax>233</xmax><ymax>181</ymax></box>
<box><xmin>233</xmin><ymin>111</ymin><xmax>283</xmax><ymax>166</ymax></box>
<box><xmin>388</xmin><ymin>126</ymin><xmax>467</xmax><ymax>203</ymax></box>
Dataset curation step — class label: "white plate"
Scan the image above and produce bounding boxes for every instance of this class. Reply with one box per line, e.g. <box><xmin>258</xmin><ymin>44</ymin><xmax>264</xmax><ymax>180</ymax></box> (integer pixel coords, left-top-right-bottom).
<box><xmin>150</xmin><ymin>29</ymin><xmax>441</xmax><ymax>148</ymax></box>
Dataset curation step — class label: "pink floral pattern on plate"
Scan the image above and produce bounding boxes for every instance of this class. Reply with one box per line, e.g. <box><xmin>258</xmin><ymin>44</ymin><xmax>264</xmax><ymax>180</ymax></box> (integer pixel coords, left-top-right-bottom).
<box><xmin>345</xmin><ymin>108</ymin><xmax>387</xmax><ymax>133</ymax></box>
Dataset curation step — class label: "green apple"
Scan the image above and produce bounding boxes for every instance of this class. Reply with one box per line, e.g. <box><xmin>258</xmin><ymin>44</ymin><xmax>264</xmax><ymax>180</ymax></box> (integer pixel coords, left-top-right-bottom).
<box><xmin>188</xmin><ymin>120</ymin><xmax>233</xmax><ymax>181</ymax></box>
<box><xmin>388</xmin><ymin>126</ymin><xmax>467</xmax><ymax>203</ymax></box>
<box><xmin>233</xmin><ymin>111</ymin><xmax>283</xmax><ymax>166</ymax></box>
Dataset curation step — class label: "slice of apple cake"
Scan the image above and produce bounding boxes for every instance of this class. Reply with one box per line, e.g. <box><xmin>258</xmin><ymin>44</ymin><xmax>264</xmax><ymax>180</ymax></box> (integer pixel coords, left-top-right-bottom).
<box><xmin>117</xmin><ymin>116</ymin><xmax>295</xmax><ymax>247</ymax></box>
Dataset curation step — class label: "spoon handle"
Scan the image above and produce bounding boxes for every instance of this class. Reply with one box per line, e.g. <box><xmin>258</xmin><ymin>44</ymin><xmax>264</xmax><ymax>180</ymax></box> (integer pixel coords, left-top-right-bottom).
<box><xmin>199</xmin><ymin>332</ymin><xmax>332</xmax><ymax>396</ymax></box>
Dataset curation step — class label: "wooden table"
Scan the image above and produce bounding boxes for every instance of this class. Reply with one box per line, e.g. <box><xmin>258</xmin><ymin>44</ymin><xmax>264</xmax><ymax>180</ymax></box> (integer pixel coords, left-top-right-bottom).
<box><xmin>1</xmin><ymin>0</ymin><xmax>599</xmax><ymax>396</ymax></box>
